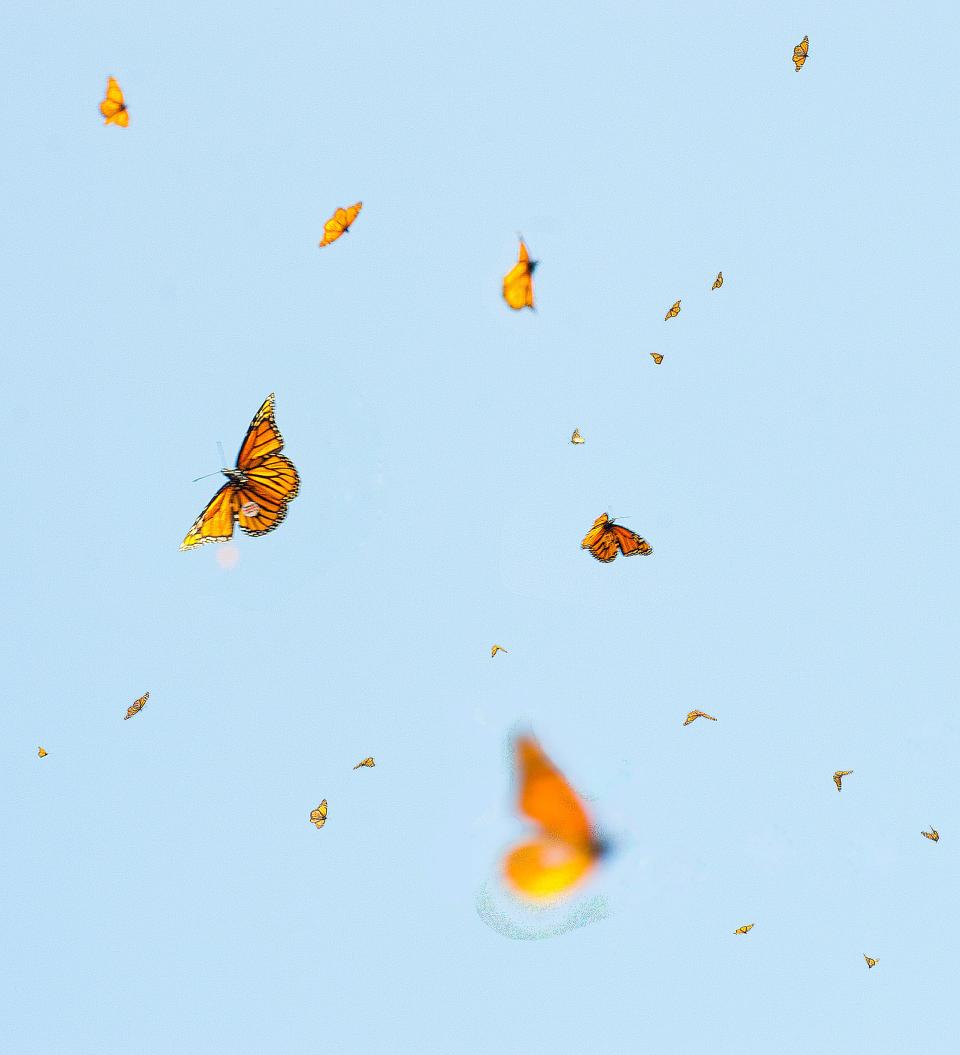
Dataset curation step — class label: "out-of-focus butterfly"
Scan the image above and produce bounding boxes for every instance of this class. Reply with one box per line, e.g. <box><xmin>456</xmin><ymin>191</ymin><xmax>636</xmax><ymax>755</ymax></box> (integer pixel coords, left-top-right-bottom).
<box><xmin>38</xmin><ymin>746</ymin><xmax>48</xmax><ymax>758</ymax></box>
<box><xmin>570</xmin><ymin>428</ymin><xmax>584</xmax><ymax>445</ymax></box>
<box><xmin>502</xmin><ymin>238</ymin><xmax>536</xmax><ymax>310</ymax></box>
<box><xmin>318</xmin><ymin>202</ymin><xmax>362</xmax><ymax>247</ymax></box>
<box><xmin>734</xmin><ymin>924</ymin><xmax>754</xmax><ymax>935</ymax></box>
<box><xmin>712</xmin><ymin>272</ymin><xmax>723</xmax><ymax>290</ymax></box>
<box><xmin>921</xmin><ymin>826</ymin><xmax>940</xmax><ymax>842</ymax></box>
<box><xmin>353</xmin><ymin>757</ymin><xmax>375</xmax><ymax>769</ymax></box>
<box><xmin>864</xmin><ymin>954</ymin><xmax>878</xmax><ymax>969</ymax></box>
<box><xmin>124</xmin><ymin>692</ymin><xmax>149</xmax><ymax>720</ymax></box>
<box><xmin>99</xmin><ymin>77</ymin><xmax>128</xmax><ymax>126</ymax></box>
<box><xmin>491</xmin><ymin>645</ymin><xmax>509</xmax><ymax>657</ymax></box>
<box><xmin>683</xmin><ymin>710</ymin><xmax>717</xmax><ymax>726</ymax></box>
<box><xmin>664</xmin><ymin>300</ymin><xmax>681</xmax><ymax>320</ymax></box>
<box><xmin>793</xmin><ymin>36</ymin><xmax>809</xmax><ymax>71</ymax></box>
<box><xmin>833</xmin><ymin>770</ymin><xmax>853</xmax><ymax>792</ymax></box>
<box><xmin>181</xmin><ymin>394</ymin><xmax>300</xmax><ymax>550</ymax></box>
<box><xmin>581</xmin><ymin>513</ymin><xmax>653</xmax><ymax>563</ymax></box>
<box><xmin>503</xmin><ymin>734</ymin><xmax>606</xmax><ymax>900</ymax></box>
<box><xmin>650</xmin><ymin>353</ymin><xmax>664</xmax><ymax>364</ymax></box>
<box><xmin>310</xmin><ymin>800</ymin><xmax>328</xmax><ymax>829</ymax></box>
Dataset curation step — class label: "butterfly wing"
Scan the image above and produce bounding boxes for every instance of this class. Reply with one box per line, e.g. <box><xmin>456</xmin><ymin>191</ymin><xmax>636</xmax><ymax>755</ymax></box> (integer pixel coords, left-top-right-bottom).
<box><xmin>235</xmin><ymin>454</ymin><xmax>300</xmax><ymax>537</ymax></box>
<box><xmin>180</xmin><ymin>483</ymin><xmax>241</xmax><ymax>550</ymax></box>
<box><xmin>504</xmin><ymin>839</ymin><xmax>596</xmax><ymax>900</ymax></box>
<box><xmin>581</xmin><ymin>514</ymin><xmax>619</xmax><ymax>562</ymax></box>
<box><xmin>610</xmin><ymin>524</ymin><xmax>653</xmax><ymax>557</ymax></box>
<box><xmin>503</xmin><ymin>241</ymin><xmax>535</xmax><ymax>310</ymax></box>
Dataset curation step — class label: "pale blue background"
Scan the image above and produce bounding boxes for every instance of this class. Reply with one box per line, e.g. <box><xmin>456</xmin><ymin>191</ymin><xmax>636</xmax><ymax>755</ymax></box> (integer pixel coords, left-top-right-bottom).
<box><xmin>1</xmin><ymin>1</ymin><xmax>957</xmax><ymax>1052</ymax></box>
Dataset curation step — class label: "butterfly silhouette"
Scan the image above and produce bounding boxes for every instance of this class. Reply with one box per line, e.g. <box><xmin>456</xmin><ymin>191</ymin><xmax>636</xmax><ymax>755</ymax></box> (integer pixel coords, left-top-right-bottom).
<box><xmin>38</xmin><ymin>746</ymin><xmax>48</xmax><ymax>758</ymax></box>
<box><xmin>664</xmin><ymin>300</ymin><xmax>681</xmax><ymax>320</ymax></box>
<box><xmin>793</xmin><ymin>36</ymin><xmax>809</xmax><ymax>71</ymax></box>
<box><xmin>712</xmin><ymin>272</ymin><xmax>723</xmax><ymax>290</ymax></box>
<box><xmin>310</xmin><ymin>801</ymin><xmax>328</xmax><ymax>829</ymax></box>
<box><xmin>99</xmin><ymin>77</ymin><xmax>128</xmax><ymax>126</ymax></box>
<box><xmin>921</xmin><ymin>826</ymin><xmax>940</xmax><ymax>842</ymax></box>
<box><xmin>181</xmin><ymin>394</ymin><xmax>300</xmax><ymax>550</ymax></box>
<box><xmin>734</xmin><ymin>924</ymin><xmax>755</xmax><ymax>935</ymax></box>
<box><xmin>864</xmin><ymin>954</ymin><xmax>878</xmax><ymax>969</ymax></box>
<box><xmin>650</xmin><ymin>353</ymin><xmax>664</xmax><ymax>364</ymax></box>
<box><xmin>833</xmin><ymin>770</ymin><xmax>853</xmax><ymax>792</ymax></box>
<box><xmin>353</xmin><ymin>757</ymin><xmax>375</xmax><ymax>769</ymax></box>
<box><xmin>318</xmin><ymin>202</ymin><xmax>362</xmax><ymax>247</ymax></box>
<box><xmin>683</xmin><ymin>710</ymin><xmax>717</xmax><ymax>726</ymax></box>
<box><xmin>581</xmin><ymin>513</ymin><xmax>653</xmax><ymax>563</ymax></box>
<box><xmin>491</xmin><ymin>645</ymin><xmax>509</xmax><ymax>657</ymax></box>
<box><xmin>124</xmin><ymin>692</ymin><xmax>149</xmax><ymax>720</ymax></box>
<box><xmin>502</xmin><ymin>238</ymin><xmax>536</xmax><ymax>310</ymax></box>
<box><xmin>570</xmin><ymin>428</ymin><xmax>585</xmax><ymax>444</ymax></box>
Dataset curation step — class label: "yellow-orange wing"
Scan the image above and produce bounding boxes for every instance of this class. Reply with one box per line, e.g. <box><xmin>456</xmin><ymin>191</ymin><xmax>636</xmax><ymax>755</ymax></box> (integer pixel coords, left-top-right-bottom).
<box><xmin>581</xmin><ymin>513</ymin><xmax>653</xmax><ymax>562</ymax></box>
<box><xmin>318</xmin><ymin>202</ymin><xmax>362</xmax><ymax>247</ymax></box>
<box><xmin>124</xmin><ymin>692</ymin><xmax>149</xmax><ymax>720</ymax></box>
<box><xmin>665</xmin><ymin>300</ymin><xmax>681</xmax><ymax>320</ymax></box>
<box><xmin>100</xmin><ymin>77</ymin><xmax>128</xmax><ymax>126</ymax></box>
<box><xmin>793</xmin><ymin>36</ymin><xmax>809</xmax><ymax>71</ymax></box>
<box><xmin>502</xmin><ymin>239</ymin><xmax>536</xmax><ymax>310</ymax></box>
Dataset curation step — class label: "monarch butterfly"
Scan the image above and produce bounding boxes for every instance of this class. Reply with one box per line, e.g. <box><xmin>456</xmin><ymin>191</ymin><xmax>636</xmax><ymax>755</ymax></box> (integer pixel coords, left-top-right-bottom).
<box><xmin>503</xmin><ymin>734</ymin><xmax>606</xmax><ymax>900</ymax></box>
<box><xmin>99</xmin><ymin>77</ymin><xmax>128</xmax><ymax>126</ymax></box>
<box><xmin>650</xmin><ymin>353</ymin><xmax>664</xmax><ymax>364</ymax></box>
<box><xmin>712</xmin><ymin>272</ymin><xmax>723</xmax><ymax>290</ymax></box>
<box><xmin>833</xmin><ymin>770</ymin><xmax>853</xmax><ymax>792</ymax></box>
<box><xmin>734</xmin><ymin>924</ymin><xmax>755</xmax><ymax>935</ymax></box>
<box><xmin>683</xmin><ymin>710</ymin><xmax>717</xmax><ymax>726</ymax></box>
<box><xmin>38</xmin><ymin>746</ymin><xmax>48</xmax><ymax>758</ymax></box>
<box><xmin>318</xmin><ymin>202</ymin><xmax>362</xmax><ymax>247</ymax></box>
<box><xmin>310</xmin><ymin>800</ymin><xmax>328</xmax><ymax>829</ymax></box>
<box><xmin>581</xmin><ymin>513</ymin><xmax>653</xmax><ymax>563</ymax></box>
<box><xmin>864</xmin><ymin>954</ymin><xmax>878</xmax><ymax>969</ymax></box>
<box><xmin>353</xmin><ymin>757</ymin><xmax>375</xmax><ymax>769</ymax></box>
<box><xmin>570</xmin><ymin>428</ymin><xmax>584</xmax><ymax>445</ymax></box>
<box><xmin>491</xmin><ymin>644</ymin><xmax>508</xmax><ymax>657</ymax></box>
<box><xmin>124</xmin><ymin>692</ymin><xmax>149</xmax><ymax>720</ymax></box>
<box><xmin>502</xmin><ymin>238</ymin><xmax>537</xmax><ymax>310</ymax></box>
<box><xmin>793</xmin><ymin>36</ymin><xmax>809</xmax><ymax>71</ymax></box>
<box><xmin>921</xmin><ymin>826</ymin><xmax>940</xmax><ymax>842</ymax></box>
<box><xmin>664</xmin><ymin>300</ymin><xmax>681</xmax><ymax>320</ymax></box>
<box><xmin>181</xmin><ymin>394</ymin><xmax>300</xmax><ymax>550</ymax></box>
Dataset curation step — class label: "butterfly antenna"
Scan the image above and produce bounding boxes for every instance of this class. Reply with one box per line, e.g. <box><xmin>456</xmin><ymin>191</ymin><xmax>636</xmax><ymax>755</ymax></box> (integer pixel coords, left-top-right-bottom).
<box><xmin>192</xmin><ymin>471</ymin><xmax>221</xmax><ymax>483</ymax></box>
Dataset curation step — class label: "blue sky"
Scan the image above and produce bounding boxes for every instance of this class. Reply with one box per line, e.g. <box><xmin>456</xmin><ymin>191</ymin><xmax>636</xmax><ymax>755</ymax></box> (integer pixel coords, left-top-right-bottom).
<box><xmin>2</xmin><ymin>2</ymin><xmax>958</xmax><ymax>1052</ymax></box>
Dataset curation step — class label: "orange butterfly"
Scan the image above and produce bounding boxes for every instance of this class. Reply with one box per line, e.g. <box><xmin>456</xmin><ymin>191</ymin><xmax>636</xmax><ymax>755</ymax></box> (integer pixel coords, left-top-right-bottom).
<box><xmin>181</xmin><ymin>394</ymin><xmax>300</xmax><ymax>550</ymax></box>
<box><xmin>712</xmin><ymin>272</ymin><xmax>723</xmax><ymax>290</ymax></box>
<box><xmin>664</xmin><ymin>300</ymin><xmax>681</xmax><ymax>320</ymax></box>
<box><xmin>503</xmin><ymin>734</ymin><xmax>605</xmax><ymax>900</ymax></box>
<box><xmin>683</xmin><ymin>710</ymin><xmax>717</xmax><ymax>726</ymax></box>
<box><xmin>124</xmin><ymin>692</ymin><xmax>149</xmax><ymax>720</ymax></box>
<box><xmin>502</xmin><ymin>238</ymin><xmax>537</xmax><ymax>310</ymax></box>
<box><xmin>318</xmin><ymin>202</ymin><xmax>362</xmax><ymax>247</ymax></box>
<box><xmin>581</xmin><ymin>513</ymin><xmax>653</xmax><ymax>563</ymax></box>
<box><xmin>793</xmin><ymin>36</ymin><xmax>809</xmax><ymax>72</ymax></box>
<box><xmin>650</xmin><ymin>353</ymin><xmax>664</xmax><ymax>364</ymax></box>
<box><xmin>99</xmin><ymin>77</ymin><xmax>128</xmax><ymax>127</ymax></box>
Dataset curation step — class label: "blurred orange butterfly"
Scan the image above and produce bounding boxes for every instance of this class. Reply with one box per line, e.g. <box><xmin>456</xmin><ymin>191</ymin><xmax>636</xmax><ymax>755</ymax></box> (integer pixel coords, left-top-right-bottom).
<box><xmin>683</xmin><ymin>710</ymin><xmax>717</xmax><ymax>726</ymax></box>
<box><xmin>503</xmin><ymin>734</ymin><xmax>606</xmax><ymax>900</ymax></box>
<box><xmin>99</xmin><ymin>77</ymin><xmax>128</xmax><ymax>127</ymax></box>
<box><xmin>502</xmin><ymin>238</ymin><xmax>537</xmax><ymax>310</ymax></box>
<box><xmin>581</xmin><ymin>513</ymin><xmax>653</xmax><ymax>563</ymax></box>
<box><xmin>38</xmin><ymin>746</ymin><xmax>48</xmax><ymax>758</ymax></box>
<box><xmin>793</xmin><ymin>36</ymin><xmax>809</xmax><ymax>71</ymax></box>
<box><xmin>864</xmin><ymin>954</ymin><xmax>878</xmax><ymax>969</ymax></box>
<box><xmin>124</xmin><ymin>692</ymin><xmax>149</xmax><ymax>720</ymax></box>
<box><xmin>921</xmin><ymin>826</ymin><xmax>939</xmax><ymax>842</ymax></box>
<box><xmin>712</xmin><ymin>272</ymin><xmax>723</xmax><ymax>290</ymax></box>
<box><xmin>734</xmin><ymin>923</ymin><xmax>755</xmax><ymax>935</ymax></box>
<box><xmin>318</xmin><ymin>202</ymin><xmax>362</xmax><ymax>247</ymax></box>
<box><xmin>491</xmin><ymin>644</ymin><xmax>508</xmax><ymax>657</ymax></box>
<box><xmin>650</xmin><ymin>353</ymin><xmax>664</xmax><ymax>364</ymax></box>
<box><xmin>664</xmin><ymin>300</ymin><xmax>681</xmax><ymax>320</ymax></box>
<box><xmin>181</xmin><ymin>394</ymin><xmax>300</xmax><ymax>550</ymax></box>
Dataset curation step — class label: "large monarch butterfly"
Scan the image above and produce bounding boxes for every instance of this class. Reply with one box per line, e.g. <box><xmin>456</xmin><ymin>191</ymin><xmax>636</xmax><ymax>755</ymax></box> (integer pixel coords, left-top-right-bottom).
<box><xmin>793</xmin><ymin>36</ymin><xmax>809</xmax><ymax>71</ymax></box>
<box><xmin>581</xmin><ymin>513</ymin><xmax>653</xmax><ymax>563</ymax></box>
<box><xmin>864</xmin><ymin>954</ymin><xmax>878</xmax><ymax>969</ymax></box>
<box><xmin>683</xmin><ymin>710</ymin><xmax>717</xmax><ymax>726</ymax></box>
<box><xmin>318</xmin><ymin>202</ymin><xmax>362</xmax><ymax>247</ymax></box>
<box><xmin>124</xmin><ymin>692</ymin><xmax>149</xmax><ymax>720</ymax></box>
<box><xmin>353</xmin><ymin>757</ymin><xmax>375</xmax><ymax>769</ymax></box>
<box><xmin>502</xmin><ymin>238</ymin><xmax>537</xmax><ymax>310</ymax></box>
<box><xmin>503</xmin><ymin>734</ymin><xmax>606</xmax><ymax>900</ymax></box>
<box><xmin>664</xmin><ymin>300</ymin><xmax>681</xmax><ymax>320</ymax></box>
<box><xmin>99</xmin><ymin>77</ymin><xmax>128</xmax><ymax>126</ymax></box>
<box><xmin>310</xmin><ymin>800</ymin><xmax>328</xmax><ymax>829</ymax></box>
<box><xmin>921</xmin><ymin>826</ymin><xmax>940</xmax><ymax>842</ymax></box>
<box><xmin>833</xmin><ymin>769</ymin><xmax>853</xmax><ymax>792</ymax></box>
<box><xmin>180</xmin><ymin>394</ymin><xmax>300</xmax><ymax>550</ymax></box>
<box><xmin>734</xmin><ymin>924</ymin><xmax>755</xmax><ymax>935</ymax></box>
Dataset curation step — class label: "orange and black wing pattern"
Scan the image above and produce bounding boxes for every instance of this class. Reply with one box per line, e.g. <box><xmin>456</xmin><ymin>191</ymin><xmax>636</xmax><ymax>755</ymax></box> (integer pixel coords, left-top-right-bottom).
<box><xmin>581</xmin><ymin>513</ymin><xmax>653</xmax><ymax>563</ymax></box>
<box><xmin>181</xmin><ymin>394</ymin><xmax>300</xmax><ymax>550</ymax></box>
<box><xmin>318</xmin><ymin>202</ymin><xmax>362</xmax><ymax>247</ymax></box>
<box><xmin>502</xmin><ymin>239</ymin><xmax>536</xmax><ymax>310</ymax></box>
<box><xmin>99</xmin><ymin>77</ymin><xmax>128</xmax><ymax>126</ymax></box>
<box><xmin>793</xmin><ymin>36</ymin><xmax>809</xmax><ymax>71</ymax></box>
<box><xmin>503</xmin><ymin>734</ymin><xmax>602</xmax><ymax>900</ymax></box>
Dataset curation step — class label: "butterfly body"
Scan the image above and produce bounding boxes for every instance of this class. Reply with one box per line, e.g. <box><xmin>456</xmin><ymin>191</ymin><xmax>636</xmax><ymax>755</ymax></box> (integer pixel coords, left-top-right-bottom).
<box><xmin>581</xmin><ymin>513</ymin><xmax>653</xmax><ymax>563</ymax></box>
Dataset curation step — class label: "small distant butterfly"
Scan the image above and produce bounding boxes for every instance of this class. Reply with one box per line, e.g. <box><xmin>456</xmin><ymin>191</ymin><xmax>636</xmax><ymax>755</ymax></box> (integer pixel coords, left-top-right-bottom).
<box><xmin>318</xmin><ymin>202</ymin><xmax>362</xmax><ymax>247</ymax></box>
<box><xmin>793</xmin><ymin>35</ymin><xmax>809</xmax><ymax>72</ymax></box>
<box><xmin>353</xmin><ymin>757</ymin><xmax>375</xmax><ymax>769</ymax></box>
<box><xmin>864</xmin><ymin>954</ymin><xmax>878</xmax><ymax>969</ymax></box>
<box><xmin>38</xmin><ymin>746</ymin><xmax>48</xmax><ymax>758</ymax></box>
<box><xmin>650</xmin><ymin>353</ymin><xmax>664</xmax><ymax>364</ymax></box>
<box><xmin>570</xmin><ymin>428</ymin><xmax>584</xmax><ymax>445</ymax></box>
<box><xmin>491</xmin><ymin>645</ymin><xmax>509</xmax><ymax>657</ymax></box>
<box><xmin>683</xmin><ymin>710</ymin><xmax>717</xmax><ymax>726</ymax></box>
<box><xmin>664</xmin><ymin>300</ymin><xmax>681</xmax><ymax>320</ymax></box>
<box><xmin>124</xmin><ymin>692</ymin><xmax>149</xmax><ymax>720</ymax></box>
<box><xmin>734</xmin><ymin>924</ymin><xmax>755</xmax><ymax>935</ymax></box>
<box><xmin>712</xmin><ymin>272</ymin><xmax>723</xmax><ymax>290</ymax></box>
<box><xmin>99</xmin><ymin>77</ymin><xmax>128</xmax><ymax>126</ymax></box>
<box><xmin>310</xmin><ymin>800</ymin><xmax>328</xmax><ymax>829</ymax></box>
<box><xmin>833</xmin><ymin>770</ymin><xmax>853</xmax><ymax>792</ymax></box>
<box><xmin>921</xmin><ymin>826</ymin><xmax>940</xmax><ymax>842</ymax></box>
<box><xmin>581</xmin><ymin>513</ymin><xmax>653</xmax><ymax>563</ymax></box>
<box><xmin>502</xmin><ymin>238</ymin><xmax>537</xmax><ymax>310</ymax></box>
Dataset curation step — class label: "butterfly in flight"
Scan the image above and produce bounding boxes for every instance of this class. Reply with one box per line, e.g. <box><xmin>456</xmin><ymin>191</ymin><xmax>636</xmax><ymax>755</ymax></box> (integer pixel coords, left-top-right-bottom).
<box><xmin>353</xmin><ymin>757</ymin><xmax>375</xmax><ymax>769</ymax></box>
<box><xmin>491</xmin><ymin>645</ymin><xmax>509</xmax><ymax>657</ymax></box>
<box><xmin>318</xmin><ymin>202</ymin><xmax>362</xmax><ymax>247</ymax></box>
<box><xmin>712</xmin><ymin>272</ymin><xmax>723</xmax><ymax>290</ymax></box>
<box><xmin>793</xmin><ymin>35</ymin><xmax>809</xmax><ymax>71</ymax></box>
<box><xmin>503</xmin><ymin>734</ymin><xmax>606</xmax><ymax>900</ymax></box>
<box><xmin>734</xmin><ymin>924</ymin><xmax>755</xmax><ymax>935</ymax></box>
<box><xmin>683</xmin><ymin>710</ymin><xmax>717</xmax><ymax>726</ymax></box>
<box><xmin>833</xmin><ymin>770</ymin><xmax>853</xmax><ymax>792</ymax></box>
<box><xmin>124</xmin><ymin>692</ymin><xmax>149</xmax><ymax>720</ymax></box>
<box><xmin>502</xmin><ymin>238</ymin><xmax>537</xmax><ymax>310</ymax></box>
<box><xmin>864</xmin><ymin>954</ymin><xmax>879</xmax><ymax>969</ymax></box>
<box><xmin>38</xmin><ymin>746</ymin><xmax>48</xmax><ymax>758</ymax></box>
<box><xmin>921</xmin><ymin>826</ymin><xmax>940</xmax><ymax>842</ymax></box>
<box><xmin>650</xmin><ymin>353</ymin><xmax>664</xmax><ymax>364</ymax></box>
<box><xmin>310</xmin><ymin>800</ymin><xmax>328</xmax><ymax>829</ymax></box>
<box><xmin>581</xmin><ymin>513</ymin><xmax>653</xmax><ymax>563</ymax></box>
<box><xmin>181</xmin><ymin>394</ymin><xmax>300</xmax><ymax>550</ymax></box>
<box><xmin>664</xmin><ymin>300</ymin><xmax>681</xmax><ymax>320</ymax></box>
<box><xmin>99</xmin><ymin>77</ymin><xmax>128</xmax><ymax>126</ymax></box>
<box><xmin>570</xmin><ymin>428</ymin><xmax>585</xmax><ymax>445</ymax></box>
